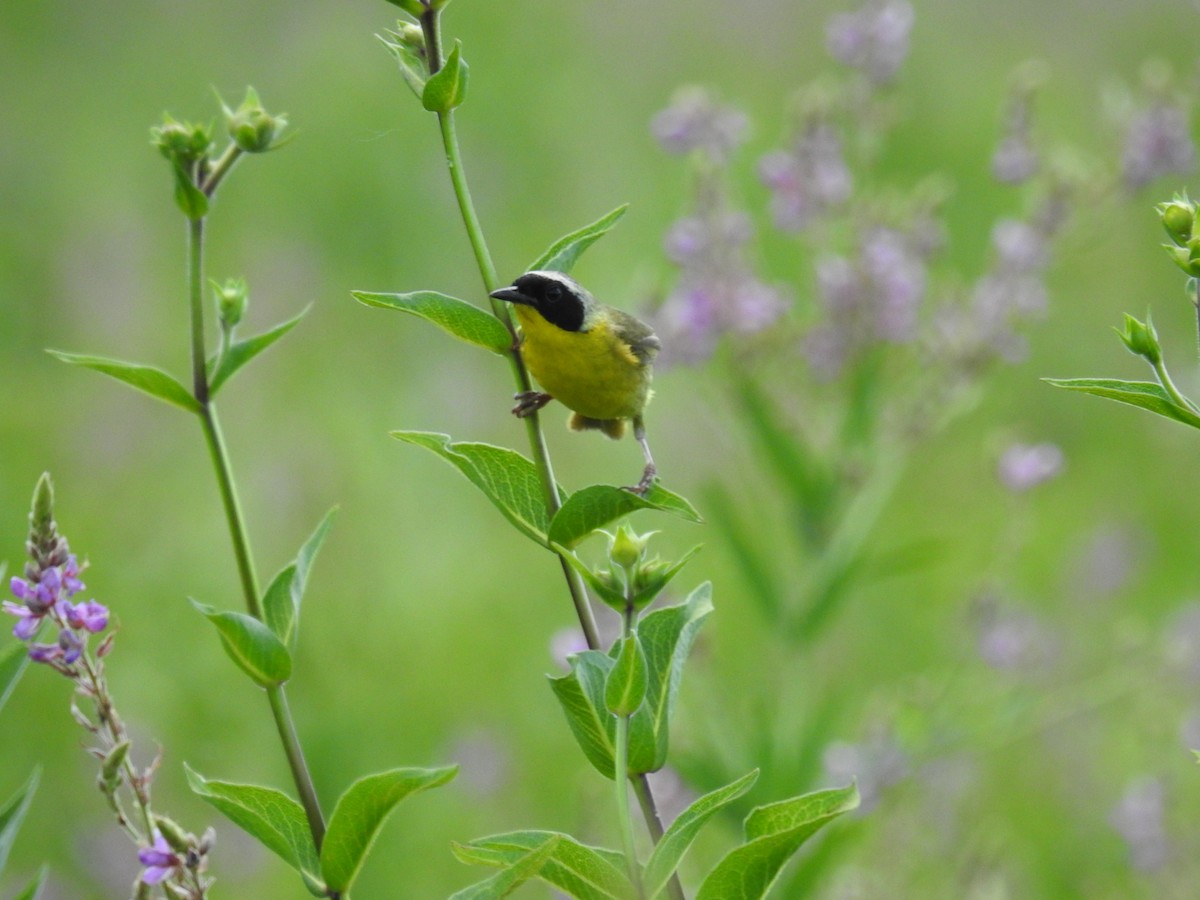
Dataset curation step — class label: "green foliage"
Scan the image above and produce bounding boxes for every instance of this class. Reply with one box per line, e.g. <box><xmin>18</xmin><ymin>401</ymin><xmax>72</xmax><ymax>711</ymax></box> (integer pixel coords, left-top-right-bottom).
<box><xmin>0</xmin><ymin>634</ymin><xmax>30</xmax><ymax>718</ymax></box>
<box><xmin>11</xmin><ymin>866</ymin><xmax>47</xmax><ymax>900</ymax></box>
<box><xmin>391</xmin><ymin>431</ymin><xmax>558</xmax><ymax>544</ymax></box>
<box><xmin>320</xmin><ymin>766</ymin><xmax>458</xmax><ymax>894</ymax></box>
<box><xmin>642</xmin><ymin>769</ymin><xmax>759</xmax><ymax>900</ymax></box>
<box><xmin>548</xmin><ymin>484</ymin><xmax>701</xmax><ymax>550</ymax></box>
<box><xmin>449</xmin><ymin>835</ymin><xmax>561</xmax><ymax>900</ymax></box>
<box><xmin>353</xmin><ymin>290</ymin><xmax>512</xmax><ymax>355</ymax></box>
<box><xmin>422</xmin><ymin>40</ymin><xmax>469</xmax><ymax>113</ymax></box>
<box><xmin>1045</xmin><ymin>378</ymin><xmax>1200</xmax><ymax>429</ymax></box>
<box><xmin>185</xmin><ymin>765</ymin><xmax>324</xmax><ymax>895</ymax></box>
<box><xmin>528</xmin><ymin>205</ymin><xmax>629</xmax><ymax>275</ymax></box>
<box><xmin>605</xmin><ymin>636</ymin><xmax>647</xmax><ymax>717</ymax></box>
<box><xmin>171</xmin><ymin>161</ymin><xmax>209</xmax><ymax>220</ymax></box>
<box><xmin>549</xmin><ymin>649</ymin><xmax>621</xmax><ymax>779</ymax></box>
<box><xmin>453</xmin><ymin>831</ymin><xmax>634</xmax><ymax>900</ymax></box>
<box><xmin>189</xmin><ymin>600</ymin><xmax>292</xmax><ymax>687</ymax></box>
<box><xmin>208</xmin><ymin>305</ymin><xmax>311</xmax><ymax>396</ymax></box>
<box><xmin>695</xmin><ymin>784</ymin><xmax>860</xmax><ymax>900</ymax></box>
<box><xmin>47</xmin><ymin>351</ymin><xmax>201</xmax><ymax>414</ymax></box>
<box><xmin>262</xmin><ymin>507</ymin><xmax>337</xmax><ymax>651</ymax></box>
<box><xmin>0</xmin><ymin>770</ymin><xmax>39</xmax><ymax>876</ymax></box>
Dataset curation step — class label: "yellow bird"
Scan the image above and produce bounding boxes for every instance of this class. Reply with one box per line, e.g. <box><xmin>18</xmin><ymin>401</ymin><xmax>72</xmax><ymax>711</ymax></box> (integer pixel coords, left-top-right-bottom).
<box><xmin>490</xmin><ymin>271</ymin><xmax>661</xmax><ymax>494</ymax></box>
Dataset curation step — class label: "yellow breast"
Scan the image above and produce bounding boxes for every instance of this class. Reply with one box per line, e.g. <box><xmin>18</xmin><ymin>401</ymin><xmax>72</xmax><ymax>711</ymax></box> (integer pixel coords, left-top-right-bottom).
<box><xmin>515</xmin><ymin>305</ymin><xmax>651</xmax><ymax>421</ymax></box>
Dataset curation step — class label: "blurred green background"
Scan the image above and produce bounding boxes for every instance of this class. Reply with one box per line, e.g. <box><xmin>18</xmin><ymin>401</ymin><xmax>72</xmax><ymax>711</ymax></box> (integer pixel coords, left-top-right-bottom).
<box><xmin>5</xmin><ymin>0</ymin><xmax>1200</xmax><ymax>897</ymax></box>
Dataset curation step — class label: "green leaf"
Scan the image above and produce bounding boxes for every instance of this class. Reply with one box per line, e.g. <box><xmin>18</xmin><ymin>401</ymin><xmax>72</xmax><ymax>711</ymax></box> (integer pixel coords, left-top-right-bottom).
<box><xmin>171</xmin><ymin>160</ymin><xmax>208</xmax><ymax>220</ymax></box>
<box><xmin>549</xmin><ymin>651</ymin><xmax>618</xmax><ymax>779</ymax></box>
<box><xmin>548</xmin><ymin>484</ymin><xmax>702</xmax><ymax>550</ymax></box>
<box><xmin>11</xmin><ymin>865</ymin><xmax>48</xmax><ymax>900</ymax></box>
<box><xmin>184</xmin><ymin>764</ymin><xmax>323</xmax><ymax>894</ymax></box>
<box><xmin>449</xmin><ymin>836</ymin><xmax>561</xmax><ymax>900</ymax></box>
<box><xmin>452</xmin><ymin>831</ymin><xmax>635</xmax><ymax>900</ymax></box>
<box><xmin>422</xmin><ymin>40</ymin><xmax>469</xmax><ymax>112</ymax></box>
<box><xmin>0</xmin><ymin>635</ymin><xmax>30</xmax><ymax>718</ymax></box>
<box><xmin>321</xmin><ymin>766</ymin><xmax>458</xmax><ymax>894</ymax></box>
<box><xmin>47</xmin><ymin>351</ymin><xmax>201</xmax><ymax>414</ymax></box>
<box><xmin>262</xmin><ymin>507</ymin><xmax>337</xmax><ymax>650</ymax></box>
<box><xmin>695</xmin><ymin>784</ymin><xmax>859</xmax><ymax>900</ymax></box>
<box><xmin>392</xmin><ymin>432</ymin><xmax>555</xmax><ymax>544</ymax></box>
<box><xmin>605</xmin><ymin>636</ymin><xmax>647</xmax><ymax>717</ymax></box>
<box><xmin>353</xmin><ymin>290</ymin><xmax>511</xmax><ymax>355</ymax></box>
<box><xmin>529</xmin><ymin>206</ymin><xmax>629</xmax><ymax>275</ymax></box>
<box><xmin>643</xmin><ymin>769</ymin><xmax>759</xmax><ymax>899</ymax></box>
<box><xmin>189</xmin><ymin>600</ymin><xmax>292</xmax><ymax>687</ymax></box>
<box><xmin>0</xmin><ymin>769</ymin><xmax>39</xmax><ymax>875</ymax></box>
<box><xmin>208</xmin><ymin>305</ymin><xmax>310</xmax><ymax>396</ymax></box>
<box><xmin>630</xmin><ymin>583</ymin><xmax>713</xmax><ymax>774</ymax></box>
<box><xmin>1045</xmin><ymin>377</ymin><xmax>1200</xmax><ymax>429</ymax></box>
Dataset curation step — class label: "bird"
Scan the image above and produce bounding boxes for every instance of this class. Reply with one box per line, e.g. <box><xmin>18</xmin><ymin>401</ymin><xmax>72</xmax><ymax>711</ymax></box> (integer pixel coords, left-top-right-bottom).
<box><xmin>489</xmin><ymin>270</ymin><xmax>661</xmax><ymax>494</ymax></box>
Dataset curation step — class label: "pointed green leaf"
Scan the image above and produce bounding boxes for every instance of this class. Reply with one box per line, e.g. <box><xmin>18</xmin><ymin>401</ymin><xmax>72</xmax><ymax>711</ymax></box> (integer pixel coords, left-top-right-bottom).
<box><xmin>529</xmin><ymin>206</ymin><xmax>629</xmax><ymax>275</ymax></box>
<box><xmin>643</xmin><ymin>769</ymin><xmax>759</xmax><ymax>899</ymax></box>
<box><xmin>422</xmin><ymin>40</ymin><xmax>469</xmax><ymax>112</ymax></box>
<box><xmin>548</xmin><ymin>484</ymin><xmax>701</xmax><ymax>550</ymax></box>
<box><xmin>0</xmin><ymin>769</ymin><xmax>39</xmax><ymax>875</ymax></box>
<box><xmin>449</xmin><ymin>835</ymin><xmax>561</xmax><ymax>900</ymax></box>
<box><xmin>630</xmin><ymin>583</ymin><xmax>713</xmax><ymax>774</ymax></box>
<box><xmin>0</xmin><ymin>634</ymin><xmax>30</xmax><ymax>718</ymax></box>
<box><xmin>628</xmin><ymin>545</ymin><xmax>702</xmax><ymax>609</ymax></box>
<box><xmin>11</xmin><ymin>865</ymin><xmax>48</xmax><ymax>900</ymax></box>
<box><xmin>558</xmin><ymin>551</ymin><xmax>628</xmax><ymax>609</ymax></box>
<box><xmin>605</xmin><ymin>636</ymin><xmax>647</xmax><ymax>717</ymax></box>
<box><xmin>452</xmin><ymin>830</ymin><xmax>635</xmax><ymax>900</ymax></box>
<box><xmin>353</xmin><ymin>290</ymin><xmax>511</xmax><ymax>355</ymax></box>
<box><xmin>48</xmin><ymin>351</ymin><xmax>200</xmax><ymax>414</ymax></box>
<box><xmin>208</xmin><ymin>305</ymin><xmax>310</xmax><ymax>396</ymax></box>
<box><xmin>549</xmin><ymin>651</ymin><xmax>617</xmax><ymax>779</ymax></box>
<box><xmin>695</xmin><ymin>784</ymin><xmax>859</xmax><ymax>900</ymax></box>
<box><xmin>1045</xmin><ymin>378</ymin><xmax>1200</xmax><ymax>429</ymax></box>
<box><xmin>171</xmin><ymin>161</ymin><xmax>208</xmax><ymax>220</ymax></box>
<box><xmin>185</xmin><ymin>764</ymin><xmax>322</xmax><ymax>894</ymax></box>
<box><xmin>262</xmin><ymin>507</ymin><xmax>337</xmax><ymax>650</ymax></box>
<box><xmin>392</xmin><ymin>432</ymin><xmax>555</xmax><ymax>544</ymax></box>
<box><xmin>189</xmin><ymin>600</ymin><xmax>292</xmax><ymax>687</ymax></box>
<box><xmin>321</xmin><ymin>766</ymin><xmax>458</xmax><ymax>894</ymax></box>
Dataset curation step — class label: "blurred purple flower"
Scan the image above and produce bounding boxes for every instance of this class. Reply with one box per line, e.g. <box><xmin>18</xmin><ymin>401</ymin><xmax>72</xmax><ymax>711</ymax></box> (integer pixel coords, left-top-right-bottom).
<box><xmin>652</xmin><ymin>88</ymin><xmax>748</xmax><ymax>163</ymax></box>
<box><xmin>1121</xmin><ymin>100</ymin><xmax>1195</xmax><ymax>190</ymax></box>
<box><xmin>823</xmin><ymin>729</ymin><xmax>908</xmax><ymax>812</ymax></box>
<box><xmin>997</xmin><ymin>442</ymin><xmax>1064</xmax><ymax>492</ymax></box>
<box><xmin>759</xmin><ymin>122</ymin><xmax>852</xmax><ymax>231</ymax></box>
<box><xmin>826</xmin><ymin>0</ymin><xmax>915</xmax><ymax>85</ymax></box>
<box><xmin>138</xmin><ymin>833</ymin><xmax>183</xmax><ymax>885</ymax></box>
<box><xmin>973</xmin><ymin>595</ymin><xmax>1055</xmax><ymax>671</ymax></box>
<box><xmin>1164</xmin><ymin>601</ymin><xmax>1200</xmax><ymax>681</ymax></box>
<box><xmin>65</xmin><ymin>599</ymin><xmax>109</xmax><ymax>633</ymax></box>
<box><xmin>1109</xmin><ymin>777</ymin><xmax>1171</xmax><ymax>872</ymax></box>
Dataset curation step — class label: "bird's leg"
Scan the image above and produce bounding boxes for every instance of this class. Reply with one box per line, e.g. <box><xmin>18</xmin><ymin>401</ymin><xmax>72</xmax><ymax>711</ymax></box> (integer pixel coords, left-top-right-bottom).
<box><xmin>625</xmin><ymin>415</ymin><xmax>657</xmax><ymax>495</ymax></box>
<box><xmin>512</xmin><ymin>391</ymin><xmax>553</xmax><ymax>418</ymax></box>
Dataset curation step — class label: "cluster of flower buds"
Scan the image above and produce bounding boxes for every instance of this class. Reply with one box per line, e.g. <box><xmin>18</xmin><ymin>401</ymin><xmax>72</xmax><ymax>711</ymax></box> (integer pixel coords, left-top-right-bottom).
<box><xmin>3</xmin><ymin>475</ymin><xmax>110</xmax><ymax>670</ymax></box>
<box><xmin>220</xmin><ymin>87</ymin><xmax>287</xmax><ymax>155</ymax></box>
<box><xmin>583</xmin><ymin>524</ymin><xmax>697</xmax><ymax>615</ymax></box>
<box><xmin>1159</xmin><ymin>193</ymin><xmax>1200</xmax><ymax>301</ymax></box>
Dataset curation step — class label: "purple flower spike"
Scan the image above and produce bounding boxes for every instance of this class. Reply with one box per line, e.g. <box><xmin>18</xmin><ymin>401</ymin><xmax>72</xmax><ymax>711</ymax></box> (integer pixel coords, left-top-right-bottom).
<box><xmin>10</xmin><ymin>577</ymin><xmax>32</xmax><ymax>600</ymax></box>
<box><xmin>139</xmin><ymin>834</ymin><xmax>181</xmax><ymax>885</ymax></box>
<box><xmin>58</xmin><ymin>629</ymin><xmax>83</xmax><ymax>664</ymax></box>
<box><xmin>28</xmin><ymin>642</ymin><xmax>62</xmax><ymax>663</ymax></box>
<box><xmin>66</xmin><ymin>600</ymin><xmax>109</xmax><ymax>633</ymax></box>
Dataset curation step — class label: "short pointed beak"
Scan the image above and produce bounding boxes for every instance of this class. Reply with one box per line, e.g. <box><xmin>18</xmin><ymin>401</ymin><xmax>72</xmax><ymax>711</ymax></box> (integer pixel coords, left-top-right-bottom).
<box><xmin>490</xmin><ymin>286</ymin><xmax>533</xmax><ymax>305</ymax></box>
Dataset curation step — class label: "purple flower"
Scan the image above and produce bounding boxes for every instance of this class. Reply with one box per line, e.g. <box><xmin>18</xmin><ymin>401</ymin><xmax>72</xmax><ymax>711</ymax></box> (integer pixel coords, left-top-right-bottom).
<box><xmin>997</xmin><ymin>442</ymin><xmax>1064</xmax><ymax>492</ymax></box>
<box><xmin>139</xmin><ymin>833</ymin><xmax>182</xmax><ymax>885</ymax></box>
<box><xmin>65</xmin><ymin>599</ymin><xmax>109</xmax><ymax>633</ymax></box>
<box><xmin>1121</xmin><ymin>101</ymin><xmax>1195</xmax><ymax>191</ymax></box>
<box><xmin>758</xmin><ymin>122</ymin><xmax>852</xmax><ymax>232</ymax></box>
<box><xmin>3</xmin><ymin>601</ymin><xmax>42</xmax><ymax>640</ymax></box>
<box><xmin>823</xmin><ymin>729</ymin><xmax>908</xmax><ymax>812</ymax></box>
<box><xmin>1110</xmin><ymin>777</ymin><xmax>1171</xmax><ymax>872</ymax></box>
<box><xmin>651</xmin><ymin>88</ymin><xmax>748</xmax><ymax>163</ymax></box>
<box><xmin>826</xmin><ymin>0</ymin><xmax>915</xmax><ymax>85</ymax></box>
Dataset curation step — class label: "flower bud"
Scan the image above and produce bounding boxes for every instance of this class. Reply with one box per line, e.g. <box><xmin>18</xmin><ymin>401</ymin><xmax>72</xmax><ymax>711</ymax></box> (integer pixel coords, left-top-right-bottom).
<box><xmin>151</xmin><ymin>117</ymin><xmax>212</xmax><ymax>166</ymax></box>
<box><xmin>1115</xmin><ymin>312</ymin><xmax>1162</xmax><ymax>365</ymax></box>
<box><xmin>1165</xmin><ymin>243</ymin><xmax>1200</xmax><ymax>277</ymax></box>
<box><xmin>213</xmin><ymin>278</ymin><xmax>248</xmax><ymax>329</ymax></box>
<box><xmin>1158</xmin><ymin>196</ymin><xmax>1194</xmax><ymax>246</ymax></box>
<box><xmin>223</xmin><ymin>88</ymin><xmax>286</xmax><ymax>154</ymax></box>
<box><xmin>608</xmin><ymin>523</ymin><xmax>655</xmax><ymax>572</ymax></box>
<box><xmin>155</xmin><ymin>816</ymin><xmax>192</xmax><ymax>855</ymax></box>
<box><xmin>100</xmin><ymin>740</ymin><xmax>131</xmax><ymax>790</ymax></box>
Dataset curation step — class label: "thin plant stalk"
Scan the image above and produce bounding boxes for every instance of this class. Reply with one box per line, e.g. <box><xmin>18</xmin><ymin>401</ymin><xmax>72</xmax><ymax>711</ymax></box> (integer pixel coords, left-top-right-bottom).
<box><xmin>416</xmin><ymin>8</ymin><xmax>681</xmax><ymax>896</ymax></box>
<box><xmin>185</xmin><ymin>205</ymin><xmax>328</xmax><ymax>853</ymax></box>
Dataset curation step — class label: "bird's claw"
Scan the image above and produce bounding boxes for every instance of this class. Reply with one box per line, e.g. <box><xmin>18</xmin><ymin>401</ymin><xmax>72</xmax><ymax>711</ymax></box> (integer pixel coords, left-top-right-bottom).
<box><xmin>622</xmin><ymin>464</ymin><xmax>658</xmax><ymax>497</ymax></box>
<box><xmin>512</xmin><ymin>391</ymin><xmax>553</xmax><ymax>418</ymax></box>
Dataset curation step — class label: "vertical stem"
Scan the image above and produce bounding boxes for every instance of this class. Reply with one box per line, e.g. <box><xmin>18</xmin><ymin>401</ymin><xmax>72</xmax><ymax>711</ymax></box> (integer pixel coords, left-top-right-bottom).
<box><xmin>614</xmin><ymin>605</ymin><xmax>643</xmax><ymax>896</ymax></box>
<box><xmin>185</xmin><ymin>195</ymin><xmax>327</xmax><ymax>855</ymax></box>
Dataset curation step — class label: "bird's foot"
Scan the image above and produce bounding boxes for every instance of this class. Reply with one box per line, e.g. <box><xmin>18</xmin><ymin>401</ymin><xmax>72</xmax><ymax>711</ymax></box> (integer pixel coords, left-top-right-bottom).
<box><xmin>512</xmin><ymin>391</ymin><xmax>553</xmax><ymax>418</ymax></box>
<box><xmin>622</xmin><ymin>464</ymin><xmax>658</xmax><ymax>496</ymax></box>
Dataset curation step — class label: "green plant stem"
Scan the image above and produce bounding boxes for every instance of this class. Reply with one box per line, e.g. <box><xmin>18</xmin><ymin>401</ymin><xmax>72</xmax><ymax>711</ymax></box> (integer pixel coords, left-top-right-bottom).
<box><xmin>417</xmin><ymin>13</ymin><xmax>684</xmax><ymax>893</ymax></box>
<box><xmin>1153</xmin><ymin>356</ymin><xmax>1198</xmax><ymax>412</ymax></box>
<box><xmin>186</xmin><ymin>200</ymin><xmax>327</xmax><ymax>855</ymax></box>
<box><xmin>614</xmin><ymin>714</ymin><xmax>641</xmax><ymax>896</ymax></box>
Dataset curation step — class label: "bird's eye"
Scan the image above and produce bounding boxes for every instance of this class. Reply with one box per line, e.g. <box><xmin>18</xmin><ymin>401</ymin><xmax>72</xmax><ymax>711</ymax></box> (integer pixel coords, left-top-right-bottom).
<box><xmin>544</xmin><ymin>284</ymin><xmax>561</xmax><ymax>303</ymax></box>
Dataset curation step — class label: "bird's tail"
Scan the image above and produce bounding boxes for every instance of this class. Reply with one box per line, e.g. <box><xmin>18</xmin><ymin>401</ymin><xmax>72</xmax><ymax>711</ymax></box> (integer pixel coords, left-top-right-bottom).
<box><xmin>568</xmin><ymin>413</ymin><xmax>625</xmax><ymax>440</ymax></box>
